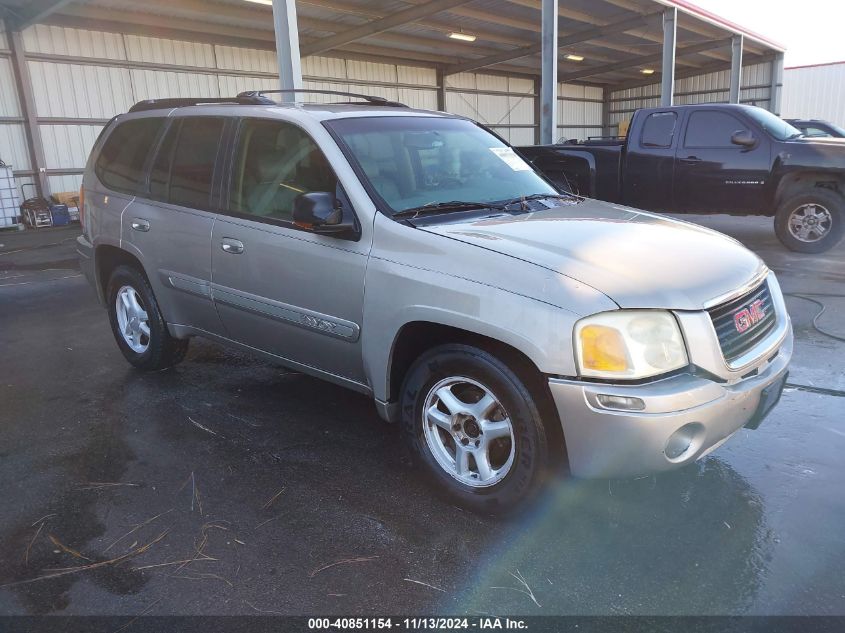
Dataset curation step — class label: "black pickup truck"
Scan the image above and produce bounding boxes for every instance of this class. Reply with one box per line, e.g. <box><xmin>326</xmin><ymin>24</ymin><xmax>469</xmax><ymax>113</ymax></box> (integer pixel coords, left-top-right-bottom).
<box><xmin>518</xmin><ymin>104</ymin><xmax>845</xmax><ymax>253</ymax></box>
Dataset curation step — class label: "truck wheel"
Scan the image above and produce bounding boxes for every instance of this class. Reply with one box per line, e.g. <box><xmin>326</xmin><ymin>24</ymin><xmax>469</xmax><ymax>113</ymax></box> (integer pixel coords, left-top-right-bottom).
<box><xmin>774</xmin><ymin>189</ymin><xmax>844</xmax><ymax>253</ymax></box>
<box><xmin>400</xmin><ymin>344</ymin><xmax>552</xmax><ymax>514</ymax></box>
<box><xmin>107</xmin><ymin>265</ymin><xmax>189</xmax><ymax>370</ymax></box>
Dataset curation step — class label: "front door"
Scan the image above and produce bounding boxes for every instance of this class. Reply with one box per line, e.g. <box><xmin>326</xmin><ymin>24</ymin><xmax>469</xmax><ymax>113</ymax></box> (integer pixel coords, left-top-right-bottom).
<box><xmin>674</xmin><ymin>109</ymin><xmax>770</xmax><ymax>213</ymax></box>
<box><xmin>210</xmin><ymin>118</ymin><xmax>370</xmax><ymax>384</ymax></box>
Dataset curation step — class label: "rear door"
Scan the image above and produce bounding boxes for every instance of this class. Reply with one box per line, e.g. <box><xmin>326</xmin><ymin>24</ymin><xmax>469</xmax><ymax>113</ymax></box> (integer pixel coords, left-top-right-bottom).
<box><xmin>121</xmin><ymin>115</ymin><xmax>228</xmax><ymax>335</ymax></box>
<box><xmin>622</xmin><ymin>110</ymin><xmax>680</xmax><ymax>211</ymax></box>
<box><xmin>210</xmin><ymin>117</ymin><xmax>369</xmax><ymax>384</ymax></box>
<box><xmin>89</xmin><ymin>116</ymin><xmax>164</xmax><ymax>262</ymax></box>
<box><xmin>673</xmin><ymin>109</ymin><xmax>770</xmax><ymax>213</ymax></box>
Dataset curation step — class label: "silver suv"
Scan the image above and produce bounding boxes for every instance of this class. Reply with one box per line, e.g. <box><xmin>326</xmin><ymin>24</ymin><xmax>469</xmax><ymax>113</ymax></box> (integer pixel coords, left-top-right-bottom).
<box><xmin>77</xmin><ymin>91</ymin><xmax>792</xmax><ymax>512</ymax></box>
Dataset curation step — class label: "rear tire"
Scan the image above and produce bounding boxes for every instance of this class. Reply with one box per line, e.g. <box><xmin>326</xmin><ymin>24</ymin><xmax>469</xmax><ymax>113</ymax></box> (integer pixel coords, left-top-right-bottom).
<box><xmin>400</xmin><ymin>344</ymin><xmax>552</xmax><ymax>514</ymax></box>
<box><xmin>774</xmin><ymin>188</ymin><xmax>844</xmax><ymax>253</ymax></box>
<box><xmin>107</xmin><ymin>265</ymin><xmax>189</xmax><ymax>371</ymax></box>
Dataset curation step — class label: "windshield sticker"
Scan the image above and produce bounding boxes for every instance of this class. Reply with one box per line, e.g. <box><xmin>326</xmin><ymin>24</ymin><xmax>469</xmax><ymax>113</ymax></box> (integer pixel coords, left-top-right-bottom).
<box><xmin>489</xmin><ymin>147</ymin><xmax>531</xmax><ymax>171</ymax></box>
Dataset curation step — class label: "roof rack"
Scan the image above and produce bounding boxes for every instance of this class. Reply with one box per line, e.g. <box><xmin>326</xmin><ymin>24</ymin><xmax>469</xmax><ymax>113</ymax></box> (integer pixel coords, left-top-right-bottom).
<box><xmin>237</xmin><ymin>89</ymin><xmax>407</xmax><ymax>108</ymax></box>
<box><xmin>128</xmin><ymin>95</ymin><xmax>275</xmax><ymax>113</ymax></box>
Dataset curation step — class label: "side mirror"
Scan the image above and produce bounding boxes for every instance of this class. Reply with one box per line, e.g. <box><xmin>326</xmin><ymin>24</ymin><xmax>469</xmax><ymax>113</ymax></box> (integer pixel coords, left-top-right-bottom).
<box><xmin>293</xmin><ymin>192</ymin><xmax>344</xmax><ymax>232</ymax></box>
<box><xmin>731</xmin><ymin>130</ymin><xmax>756</xmax><ymax>148</ymax></box>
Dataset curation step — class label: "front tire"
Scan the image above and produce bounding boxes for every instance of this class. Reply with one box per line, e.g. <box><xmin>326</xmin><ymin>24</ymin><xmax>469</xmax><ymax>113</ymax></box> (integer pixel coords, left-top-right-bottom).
<box><xmin>107</xmin><ymin>265</ymin><xmax>189</xmax><ymax>371</ymax></box>
<box><xmin>774</xmin><ymin>188</ymin><xmax>844</xmax><ymax>253</ymax></box>
<box><xmin>400</xmin><ymin>344</ymin><xmax>552</xmax><ymax>514</ymax></box>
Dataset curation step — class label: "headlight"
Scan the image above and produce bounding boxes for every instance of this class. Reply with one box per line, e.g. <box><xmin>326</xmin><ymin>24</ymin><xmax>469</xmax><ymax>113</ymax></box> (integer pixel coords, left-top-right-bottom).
<box><xmin>574</xmin><ymin>310</ymin><xmax>688</xmax><ymax>380</ymax></box>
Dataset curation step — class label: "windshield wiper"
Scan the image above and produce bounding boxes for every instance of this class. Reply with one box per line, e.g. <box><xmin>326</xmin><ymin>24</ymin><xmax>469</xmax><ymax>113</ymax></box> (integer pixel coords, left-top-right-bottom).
<box><xmin>394</xmin><ymin>193</ymin><xmax>576</xmax><ymax>219</ymax></box>
<box><xmin>393</xmin><ymin>200</ymin><xmax>506</xmax><ymax>218</ymax></box>
<box><xmin>494</xmin><ymin>192</ymin><xmax>577</xmax><ymax>209</ymax></box>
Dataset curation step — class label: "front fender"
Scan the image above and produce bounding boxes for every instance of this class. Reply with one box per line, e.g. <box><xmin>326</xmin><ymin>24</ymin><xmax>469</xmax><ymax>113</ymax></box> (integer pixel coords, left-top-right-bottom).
<box><xmin>362</xmin><ymin>256</ymin><xmax>582</xmax><ymax>403</ymax></box>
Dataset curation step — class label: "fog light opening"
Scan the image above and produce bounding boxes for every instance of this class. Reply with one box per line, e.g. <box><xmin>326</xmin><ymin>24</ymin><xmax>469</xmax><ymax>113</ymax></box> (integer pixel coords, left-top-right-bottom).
<box><xmin>664</xmin><ymin>423</ymin><xmax>704</xmax><ymax>462</ymax></box>
<box><xmin>596</xmin><ymin>394</ymin><xmax>645</xmax><ymax>411</ymax></box>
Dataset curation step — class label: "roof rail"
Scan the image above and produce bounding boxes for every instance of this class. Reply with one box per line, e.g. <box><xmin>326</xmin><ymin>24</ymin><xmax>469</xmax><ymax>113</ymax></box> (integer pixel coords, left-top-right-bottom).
<box><xmin>237</xmin><ymin>89</ymin><xmax>407</xmax><ymax>108</ymax></box>
<box><xmin>128</xmin><ymin>95</ymin><xmax>275</xmax><ymax>113</ymax></box>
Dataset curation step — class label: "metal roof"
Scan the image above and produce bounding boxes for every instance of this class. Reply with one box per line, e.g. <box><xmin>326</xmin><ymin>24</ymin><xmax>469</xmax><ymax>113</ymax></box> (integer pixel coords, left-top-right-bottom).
<box><xmin>0</xmin><ymin>0</ymin><xmax>785</xmax><ymax>88</ymax></box>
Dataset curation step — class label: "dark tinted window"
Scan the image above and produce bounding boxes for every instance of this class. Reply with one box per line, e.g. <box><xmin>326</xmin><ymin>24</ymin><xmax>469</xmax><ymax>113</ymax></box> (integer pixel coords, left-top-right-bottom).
<box><xmin>229</xmin><ymin>119</ymin><xmax>337</xmax><ymax>222</ymax></box>
<box><xmin>802</xmin><ymin>126</ymin><xmax>832</xmax><ymax>138</ymax></box>
<box><xmin>640</xmin><ymin>112</ymin><xmax>677</xmax><ymax>148</ymax></box>
<box><xmin>96</xmin><ymin>118</ymin><xmax>164</xmax><ymax>193</ymax></box>
<box><xmin>685</xmin><ymin>111</ymin><xmax>748</xmax><ymax>147</ymax></box>
<box><xmin>169</xmin><ymin>117</ymin><xmax>225</xmax><ymax>209</ymax></box>
<box><xmin>149</xmin><ymin>122</ymin><xmax>178</xmax><ymax>201</ymax></box>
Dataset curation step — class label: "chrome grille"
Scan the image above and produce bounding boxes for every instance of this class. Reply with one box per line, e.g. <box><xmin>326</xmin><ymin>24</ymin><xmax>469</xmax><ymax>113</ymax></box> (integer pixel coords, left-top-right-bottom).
<box><xmin>707</xmin><ymin>281</ymin><xmax>777</xmax><ymax>363</ymax></box>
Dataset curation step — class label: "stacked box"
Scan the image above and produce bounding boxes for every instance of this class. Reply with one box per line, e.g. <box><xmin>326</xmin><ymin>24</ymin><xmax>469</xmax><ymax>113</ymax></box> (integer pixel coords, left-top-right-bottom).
<box><xmin>0</xmin><ymin>165</ymin><xmax>22</xmax><ymax>228</ymax></box>
<box><xmin>52</xmin><ymin>191</ymin><xmax>81</xmax><ymax>207</ymax></box>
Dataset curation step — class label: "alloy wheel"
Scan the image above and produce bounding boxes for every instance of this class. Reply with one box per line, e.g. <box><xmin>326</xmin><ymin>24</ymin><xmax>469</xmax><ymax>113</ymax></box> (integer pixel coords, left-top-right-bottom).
<box><xmin>422</xmin><ymin>376</ymin><xmax>515</xmax><ymax>488</ymax></box>
<box><xmin>788</xmin><ymin>203</ymin><xmax>833</xmax><ymax>243</ymax></box>
<box><xmin>115</xmin><ymin>285</ymin><xmax>150</xmax><ymax>353</ymax></box>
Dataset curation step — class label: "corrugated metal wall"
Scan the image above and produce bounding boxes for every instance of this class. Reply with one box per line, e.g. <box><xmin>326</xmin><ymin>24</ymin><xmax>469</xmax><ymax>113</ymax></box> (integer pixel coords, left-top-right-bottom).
<box><xmin>444</xmin><ymin>72</ymin><xmax>535</xmax><ymax>145</ymax></box>
<box><xmin>0</xmin><ymin>20</ymin><xmax>36</xmax><ymax>214</ymax></box>
<box><xmin>782</xmin><ymin>63</ymin><xmax>845</xmax><ymax>128</ymax></box>
<box><xmin>558</xmin><ymin>83</ymin><xmax>603</xmax><ymax>142</ymax></box>
<box><xmin>608</xmin><ymin>60</ymin><xmax>775</xmax><ymax>133</ymax></box>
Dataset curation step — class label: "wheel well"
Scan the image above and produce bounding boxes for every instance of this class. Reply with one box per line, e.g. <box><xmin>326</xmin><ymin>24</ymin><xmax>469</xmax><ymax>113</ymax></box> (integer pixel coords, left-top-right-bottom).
<box><xmin>387</xmin><ymin>322</ymin><xmax>564</xmax><ymax>453</ymax></box>
<box><xmin>775</xmin><ymin>172</ymin><xmax>844</xmax><ymax>208</ymax></box>
<box><xmin>95</xmin><ymin>245</ymin><xmax>147</xmax><ymax>298</ymax></box>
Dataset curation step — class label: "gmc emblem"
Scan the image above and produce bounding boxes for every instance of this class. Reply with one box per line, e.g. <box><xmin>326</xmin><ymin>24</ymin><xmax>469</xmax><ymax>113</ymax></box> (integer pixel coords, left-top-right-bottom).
<box><xmin>734</xmin><ymin>299</ymin><xmax>766</xmax><ymax>333</ymax></box>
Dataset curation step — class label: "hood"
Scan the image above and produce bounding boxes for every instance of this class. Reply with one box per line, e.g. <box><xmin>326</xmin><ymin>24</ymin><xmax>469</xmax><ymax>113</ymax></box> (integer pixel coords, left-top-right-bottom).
<box><xmin>791</xmin><ymin>136</ymin><xmax>845</xmax><ymax>147</ymax></box>
<box><xmin>416</xmin><ymin>199</ymin><xmax>765</xmax><ymax>310</ymax></box>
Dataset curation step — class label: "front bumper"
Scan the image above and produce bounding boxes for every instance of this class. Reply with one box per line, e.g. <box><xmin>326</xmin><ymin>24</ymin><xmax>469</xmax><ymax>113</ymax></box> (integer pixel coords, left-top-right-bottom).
<box><xmin>549</xmin><ymin>324</ymin><xmax>793</xmax><ymax>478</ymax></box>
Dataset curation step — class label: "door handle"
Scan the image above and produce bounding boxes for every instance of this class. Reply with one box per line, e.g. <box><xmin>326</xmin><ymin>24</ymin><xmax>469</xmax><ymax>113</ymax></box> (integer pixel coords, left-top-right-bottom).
<box><xmin>679</xmin><ymin>156</ymin><xmax>702</xmax><ymax>164</ymax></box>
<box><xmin>221</xmin><ymin>238</ymin><xmax>244</xmax><ymax>254</ymax></box>
<box><xmin>130</xmin><ymin>218</ymin><xmax>150</xmax><ymax>232</ymax></box>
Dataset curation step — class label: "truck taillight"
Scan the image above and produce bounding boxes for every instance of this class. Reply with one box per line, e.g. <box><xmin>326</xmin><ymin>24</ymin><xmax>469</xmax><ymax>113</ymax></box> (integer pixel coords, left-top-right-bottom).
<box><xmin>79</xmin><ymin>186</ymin><xmax>85</xmax><ymax>228</ymax></box>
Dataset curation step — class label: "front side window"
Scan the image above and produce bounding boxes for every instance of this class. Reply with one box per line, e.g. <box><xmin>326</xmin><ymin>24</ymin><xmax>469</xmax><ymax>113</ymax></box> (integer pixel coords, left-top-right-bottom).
<box><xmin>684</xmin><ymin>111</ymin><xmax>747</xmax><ymax>148</ymax></box>
<box><xmin>640</xmin><ymin>112</ymin><xmax>677</xmax><ymax>148</ymax></box>
<box><xmin>168</xmin><ymin>117</ymin><xmax>225</xmax><ymax>210</ymax></box>
<box><xmin>229</xmin><ymin>119</ymin><xmax>338</xmax><ymax>222</ymax></box>
<box><xmin>96</xmin><ymin>117</ymin><xmax>164</xmax><ymax>194</ymax></box>
<box><xmin>326</xmin><ymin>116</ymin><xmax>557</xmax><ymax>214</ymax></box>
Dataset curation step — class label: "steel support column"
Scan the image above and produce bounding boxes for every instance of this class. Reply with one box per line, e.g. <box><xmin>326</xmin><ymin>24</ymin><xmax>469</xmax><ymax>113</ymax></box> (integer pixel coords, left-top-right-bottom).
<box><xmin>533</xmin><ymin>77</ymin><xmax>541</xmax><ymax>144</ymax></box>
<box><xmin>769</xmin><ymin>52</ymin><xmax>784</xmax><ymax>115</ymax></box>
<box><xmin>661</xmin><ymin>7</ymin><xmax>676</xmax><ymax>107</ymax></box>
<box><xmin>8</xmin><ymin>26</ymin><xmax>49</xmax><ymax>198</ymax></box>
<box><xmin>436</xmin><ymin>68</ymin><xmax>446</xmax><ymax>111</ymax></box>
<box><xmin>272</xmin><ymin>0</ymin><xmax>302</xmax><ymax>103</ymax></box>
<box><xmin>729</xmin><ymin>34</ymin><xmax>743</xmax><ymax>104</ymax></box>
<box><xmin>540</xmin><ymin>0</ymin><xmax>558</xmax><ymax>145</ymax></box>
<box><xmin>602</xmin><ymin>87</ymin><xmax>612</xmax><ymax>137</ymax></box>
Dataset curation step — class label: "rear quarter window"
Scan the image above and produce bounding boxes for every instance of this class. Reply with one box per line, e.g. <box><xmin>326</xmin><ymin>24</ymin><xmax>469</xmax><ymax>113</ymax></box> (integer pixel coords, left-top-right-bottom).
<box><xmin>95</xmin><ymin>118</ymin><xmax>164</xmax><ymax>194</ymax></box>
<box><xmin>639</xmin><ymin>112</ymin><xmax>677</xmax><ymax>148</ymax></box>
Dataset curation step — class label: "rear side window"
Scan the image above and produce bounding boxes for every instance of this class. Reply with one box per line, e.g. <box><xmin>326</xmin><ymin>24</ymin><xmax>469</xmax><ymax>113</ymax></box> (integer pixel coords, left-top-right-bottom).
<box><xmin>168</xmin><ymin>117</ymin><xmax>225</xmax><ymax>210</ymax></box>
<box><xmin>640</xmin><ymin>112</ymin><xmax>677</xmax><ymax>148</ymax></box>
<box><xmin>95</xmin><ymin>118</ymin><xmax>164</xmax><ymax>193</ymax></box>
<box><xmin>149</xmin><ymin>122</ymin><xmax>179</xmax><ymax>201</ymax></box>
<box><xmin>684</xmin><ymin>111</ymin><xmax>747</xmax><ymax>148</ymax></box>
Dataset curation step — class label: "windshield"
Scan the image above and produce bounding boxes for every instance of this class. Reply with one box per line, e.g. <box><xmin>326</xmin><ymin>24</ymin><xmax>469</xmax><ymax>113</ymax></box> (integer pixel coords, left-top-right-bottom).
<box><xmin>741</xmin><ymin>106</ymin><xmax>803</xmax><ymax>141</ymax></box>
<box><xmin>326</xmin><ymin>116</ymin><xmax>558</xmax><ymax>214</ymax></box>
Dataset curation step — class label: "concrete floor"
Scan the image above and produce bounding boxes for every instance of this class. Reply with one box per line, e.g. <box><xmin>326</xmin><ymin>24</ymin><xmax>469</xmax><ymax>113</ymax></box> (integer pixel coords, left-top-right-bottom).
<box><xmin>0</xmin><ymin>216</ymin><xmax>843</xmax><ymax>617</ymax></box>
